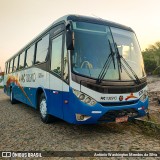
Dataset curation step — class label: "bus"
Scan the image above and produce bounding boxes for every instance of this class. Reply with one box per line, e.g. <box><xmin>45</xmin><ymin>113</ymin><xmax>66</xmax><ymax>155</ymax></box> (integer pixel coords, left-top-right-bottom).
<box><xmin>4</xmin><ymin>15</ymin><xmax>148</xmax><ymax>124</ymax></box>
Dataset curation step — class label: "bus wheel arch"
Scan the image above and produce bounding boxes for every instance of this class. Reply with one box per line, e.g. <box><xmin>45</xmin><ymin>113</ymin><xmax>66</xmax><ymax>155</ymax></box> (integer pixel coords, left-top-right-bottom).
<box><xmin>36</xmin><ymin>88</ymin><xmax>44</xmax><ymax>110</ymax></box>
<box><xmin>36</xmin><ymin>88</ymin><xmax>54</xmax><ymax>123</ymax></box>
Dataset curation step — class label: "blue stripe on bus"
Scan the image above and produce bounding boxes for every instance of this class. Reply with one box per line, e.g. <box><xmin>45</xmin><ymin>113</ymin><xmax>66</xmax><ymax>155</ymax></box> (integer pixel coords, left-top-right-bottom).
<box><xmin>4</xmin><ymin>84</ymin><xmax>148</xmax><ymax>124</ymax></box>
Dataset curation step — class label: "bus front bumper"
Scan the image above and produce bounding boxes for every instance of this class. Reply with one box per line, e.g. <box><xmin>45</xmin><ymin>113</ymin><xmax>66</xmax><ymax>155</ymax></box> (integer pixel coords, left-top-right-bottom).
<box><xmin>68</xmin><ymin>98</ymin><xmax>149</xmax><ymax>124</ymax></box>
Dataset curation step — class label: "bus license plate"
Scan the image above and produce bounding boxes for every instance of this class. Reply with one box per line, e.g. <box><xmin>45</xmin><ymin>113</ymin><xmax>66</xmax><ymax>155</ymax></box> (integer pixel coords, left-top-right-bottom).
<box><xmin>116</xmin><ymin>116</ymin><xmax>128</xmax><ymax>123</ymax></box>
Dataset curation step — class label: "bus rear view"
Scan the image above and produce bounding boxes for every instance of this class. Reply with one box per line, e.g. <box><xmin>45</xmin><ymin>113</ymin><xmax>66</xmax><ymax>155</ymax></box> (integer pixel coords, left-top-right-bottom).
<box><xmin>4</xmin><ymin>15</ymin><xmax>148</xmax><ymax>124</ymax></box>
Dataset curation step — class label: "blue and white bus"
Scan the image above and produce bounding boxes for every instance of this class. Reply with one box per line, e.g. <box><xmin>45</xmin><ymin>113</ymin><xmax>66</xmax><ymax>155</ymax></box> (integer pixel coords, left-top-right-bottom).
<box><xmin>4</xmin><ymin>15</ymin><xmax>148</xmax><ymax>124</ymax></box>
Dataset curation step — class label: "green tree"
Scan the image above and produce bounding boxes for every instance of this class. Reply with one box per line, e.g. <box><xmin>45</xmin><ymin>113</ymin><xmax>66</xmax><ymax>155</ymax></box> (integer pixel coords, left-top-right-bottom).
<box><xmin>149</xmin><ymin>42</ymin><xmax>160</xmax><ymax>65</ymax></box>
<box><xmin>142</xmin><ymin>41</ymin><xmax>160</xmax><ymax>74</ymax></box>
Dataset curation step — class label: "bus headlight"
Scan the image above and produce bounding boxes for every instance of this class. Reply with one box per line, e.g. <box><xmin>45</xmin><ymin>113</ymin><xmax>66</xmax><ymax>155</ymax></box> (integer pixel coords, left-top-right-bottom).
<box><xmin>140</xmin><ymin>91</ymin><xmax>148</xmax><ymax>102</ymax></box>
<box><xmin>85</xmin><ymin>97</ymin><xmax>91</xmax><ymax>104</ymax></box>
<box><xmin>73</xmin><ymin>89</ymin><xmax>97</xmax><ymax>106</ymax></box>
<box><xmin>79</xmin><ymin>94</ymin><xmax>85</xmax><ymax>100</ymax></box>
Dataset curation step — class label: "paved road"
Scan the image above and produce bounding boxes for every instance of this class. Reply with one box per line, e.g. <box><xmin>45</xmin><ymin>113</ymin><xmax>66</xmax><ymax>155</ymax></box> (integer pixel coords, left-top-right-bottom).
<box><xmin>0</xmin><ymin>89</ymin><xmax>160</xmax><ymax>159</ymax></box>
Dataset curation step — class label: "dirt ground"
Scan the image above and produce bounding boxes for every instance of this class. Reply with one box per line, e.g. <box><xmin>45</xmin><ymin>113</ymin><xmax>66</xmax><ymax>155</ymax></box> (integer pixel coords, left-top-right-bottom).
<box><xmin>0</xmin><ymin>76</ymin><xmax>160</xmax><ymax>159</ymax></box>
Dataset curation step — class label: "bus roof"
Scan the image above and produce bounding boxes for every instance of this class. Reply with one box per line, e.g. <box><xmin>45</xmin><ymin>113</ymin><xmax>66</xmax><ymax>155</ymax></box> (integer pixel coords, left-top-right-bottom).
<box><xmin>67</xmin><ymin>15</ymin><xmax>133</xmax><ymax>31</ymax></box>
<box><xmin>6</xmin><ymin>14</ymin><xmax>133</xmax><ymax>62</ymax></box>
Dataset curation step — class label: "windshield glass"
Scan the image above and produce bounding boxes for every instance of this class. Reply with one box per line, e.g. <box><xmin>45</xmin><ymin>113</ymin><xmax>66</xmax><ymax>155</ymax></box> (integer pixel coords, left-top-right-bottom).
<box><xmin>71</xmin><ymin>22</ymin><xmax>145</xmax><ymax>81</ymax></box>
<box><xmin>111</xmin><ymin>27</ymin><xmax>146</xmax><ymax>80</ymax></box>
<box><xmin>72</xmin><ymin>22</ymin><xmax>119</xmax><ymax>80</ymax></box>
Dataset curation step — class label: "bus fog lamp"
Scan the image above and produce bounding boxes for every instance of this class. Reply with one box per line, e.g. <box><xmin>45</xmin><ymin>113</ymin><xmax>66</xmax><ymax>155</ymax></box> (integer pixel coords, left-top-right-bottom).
<box><xmin>80</xmin><ymin>115</ymin><xmax>84</xmax><ymax>120</ymax></box>
<box><xmin>76</xmin><ymin>114</ymin><xmax>91</xmax><ymax>121</ymax></box>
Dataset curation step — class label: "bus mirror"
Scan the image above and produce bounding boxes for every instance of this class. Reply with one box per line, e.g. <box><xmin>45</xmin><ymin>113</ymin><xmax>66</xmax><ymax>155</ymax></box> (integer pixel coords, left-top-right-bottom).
<box><xmin>66</xmin><ymin>31</ymin><xmax>74</xmax><ymax>50</ymax></box>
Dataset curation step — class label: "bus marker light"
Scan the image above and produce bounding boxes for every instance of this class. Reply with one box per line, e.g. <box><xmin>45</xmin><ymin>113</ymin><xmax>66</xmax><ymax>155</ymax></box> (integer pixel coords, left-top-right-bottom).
<box><xmin>53</xmin><ymin>91</ymin><xmax>58</xmax><ymax>94</ymax></box>
<box><xmin>92</xmin><ymin>111</ymin><xmax>102</xmax><ymax>114</ymax></box>
<box><xmin>138</xmin><ymin>106</ymin><xmax>145</xmax><ymax>111</ymax></box>
<box><xmin>64</xmin><ymin>100</ymin><xmax>68</xmax><ymax>104</ymax></box>
<box><xmin>142</xmin><ymin>106</ymin><xmax>145</xmax><ymax>110</ymax></box>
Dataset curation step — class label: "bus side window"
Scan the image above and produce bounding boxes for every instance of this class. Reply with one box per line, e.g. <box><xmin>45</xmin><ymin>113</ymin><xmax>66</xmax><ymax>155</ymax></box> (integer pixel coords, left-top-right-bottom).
<box><xmin>5</xmin><ymin>63</ymin><xmax>8</xmax><ymax>74</ymax></box>
<box><xmin>13</xmin><ymin>56</ymin><xmax>18</xmax><ymax>72</ymax></box>
<box><xmin>12</xmin><ymin>58</ymin><xmax>15</xmax><ymax>72</ymax></box>
<box><xmin>18</xmin><ymin>51</ymin><xmax>25</xmax><ymax>70</ymax></box>
<box><xmin>35</xmin><ymin>34</ymin><xmax>49</xmax><ymax>64</ymax></box>
<box><xmin>7</xmin><ymin>62</ymin><xmax>9</xmax><ymax>74</ymax></box>
<box><xmin>9</xmin><ymin>59</ymin><xmax>13</xmax><ymax>73</ymax></box>
<box><xmin>51</xmin><ymin>34</ymin><xmax>63</xmax><ymax>77</ymax></box>
<box><xmin>25</xmin><ymin>44</ymin><xmax>35</xmax><ymax>67</ymax></box>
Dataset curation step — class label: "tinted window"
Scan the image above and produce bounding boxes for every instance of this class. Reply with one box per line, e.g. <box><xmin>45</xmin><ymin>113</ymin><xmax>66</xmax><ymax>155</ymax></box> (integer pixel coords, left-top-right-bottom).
<box><xmin>13</xmin><ymin>56</ymin><xmax>18</xmax><ymax>72</ymax></box>
<box><xmin>19</xmin><ymin>51</ymin><xmax>25</xmax><ymax>69</ymax></box>
<box><xmin>9</xmin><ymin>59</ymin><xmax>13</xmax><ymax>73</ymax></box>
<box><xmin>35</xmin><ymin>34</ymin><xmax>49</xmax><ymax>64</ymax></box>
<box><xmin>51</xmin><ymin>35</ymin><xmax>62</xmax><ymax>77</ymax></box>
<box><xmin>26</xmin><ymin>45</ymin><xmax>35</xmax><ymax>67</ymax></box>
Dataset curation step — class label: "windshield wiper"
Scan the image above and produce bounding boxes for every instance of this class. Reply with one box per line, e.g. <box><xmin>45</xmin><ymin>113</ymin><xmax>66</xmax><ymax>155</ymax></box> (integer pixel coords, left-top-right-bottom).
<box><xmin>96</xmin><ymin>40</ymin><xmax>116</xmax><ymax>84</ymax></box>
<box><xmin>109</xmin><ymin>40</ymin><xmax>116</xmax><ymax>69</ymax></box>
<box><xmin>114</xmin><ymin>43</ymin><xmax>141</xmax><ymax>84</ymax></box>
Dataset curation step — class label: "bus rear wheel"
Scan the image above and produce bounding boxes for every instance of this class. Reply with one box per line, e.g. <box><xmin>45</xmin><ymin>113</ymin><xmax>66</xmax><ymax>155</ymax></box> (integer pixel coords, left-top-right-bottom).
<box><xmin>39</xmin><ymin>93</ymin><xmax>54</xmax><ymax>123</ymax></box>
<box><xmin>10</xmin><ymin>88</ymin><xmax>17</xmax><ymax>104</ymax></box>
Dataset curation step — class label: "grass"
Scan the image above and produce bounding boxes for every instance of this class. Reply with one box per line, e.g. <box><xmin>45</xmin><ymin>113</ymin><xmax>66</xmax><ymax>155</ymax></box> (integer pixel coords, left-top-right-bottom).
<box><xmin>132</xmin><ymin>118</ymin><xmax>160</xmax><ymax>139</ymax></box>
<box><xmin>141</xmin><ymin>113</ymin><xmax>160</xmax><ymax>124</ymax></box>
<box><xmin>0</xmin><ymin>86</ymin><xmax>4</xmax><ymax>89</ymax></box>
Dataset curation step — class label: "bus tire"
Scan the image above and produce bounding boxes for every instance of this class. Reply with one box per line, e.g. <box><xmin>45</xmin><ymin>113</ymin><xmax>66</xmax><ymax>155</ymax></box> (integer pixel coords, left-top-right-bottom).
<box><xmin>10</xmin><ymin>88</ymin><xmax>17</xmax><ymax>104</ymax></box>
<box><xmin>39</xmin><ymin>93</ymin><xmax>54</xmax><ymax>123</ymax></box>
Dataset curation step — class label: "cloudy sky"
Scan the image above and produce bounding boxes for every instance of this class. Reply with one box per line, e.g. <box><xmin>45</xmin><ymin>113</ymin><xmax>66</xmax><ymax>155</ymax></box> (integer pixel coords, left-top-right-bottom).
<box><xmin>0</xmin><ymin>0</ymin><xmax>160</xmax><ymax>71</ymax></box>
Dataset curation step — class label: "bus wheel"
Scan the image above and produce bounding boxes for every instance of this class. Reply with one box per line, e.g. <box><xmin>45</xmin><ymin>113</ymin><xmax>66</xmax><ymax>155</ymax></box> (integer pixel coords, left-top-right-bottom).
<box><xmin>10</xmin><ymin>89</ymin><xmax>16</xmax><ymax>104</ymax></box>
<box><xmin>39</xmin><ymin>93</ymin><xmax>54</xmax><ymax>123</ymax></box>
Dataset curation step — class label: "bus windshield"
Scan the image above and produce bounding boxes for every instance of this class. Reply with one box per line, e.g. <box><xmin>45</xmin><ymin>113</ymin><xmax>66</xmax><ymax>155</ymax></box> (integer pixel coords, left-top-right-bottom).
<box><xmin>71</xmin><ymin>21</ymin><xmax>145</xmax><ymax>81</ymax></box>
<box><xmin>111</xmin><ymin>27</ymin><xmax>145</xmax><ymax>80</ymax></box>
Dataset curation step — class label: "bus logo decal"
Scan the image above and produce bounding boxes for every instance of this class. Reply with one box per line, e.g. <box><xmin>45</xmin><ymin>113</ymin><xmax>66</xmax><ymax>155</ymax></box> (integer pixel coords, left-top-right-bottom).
<box><xmin>101</xmin><ymin>96</ymin><xmax>117</xmax><ymax>101</ymax></box>
<box><xmin>6</xmin><ymin>75</ymin><xmax>33</xmax><ymax>105</ymax></box>
<box><xmin>119</xmin><ymin>96</ymin><xmax>123</xmax><ymax>101</ymax></box>
<box><xmin>125</xmin><ymin>93</ymin><xmax>137</xmax><ymax>101</ymax></box>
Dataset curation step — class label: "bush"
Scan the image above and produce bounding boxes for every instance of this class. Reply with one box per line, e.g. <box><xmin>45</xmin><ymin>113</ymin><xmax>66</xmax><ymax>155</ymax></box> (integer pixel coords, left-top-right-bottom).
<box><xmin>153</xmin><ymin>66</ymin><xmax>160</xmax><ymax>75</ymax></box>
<box><xmin>144</xmin><ymin>58</ymin><xmax>157</xmax><ymax>74</ymax></box>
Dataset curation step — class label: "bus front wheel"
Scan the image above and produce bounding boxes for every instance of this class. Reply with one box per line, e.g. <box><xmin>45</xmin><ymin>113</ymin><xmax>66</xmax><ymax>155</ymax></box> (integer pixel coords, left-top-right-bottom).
<box><xmin>39</xmin><ymin>93</ymin><xmax>54</xmax><ymax>123</ymax></box>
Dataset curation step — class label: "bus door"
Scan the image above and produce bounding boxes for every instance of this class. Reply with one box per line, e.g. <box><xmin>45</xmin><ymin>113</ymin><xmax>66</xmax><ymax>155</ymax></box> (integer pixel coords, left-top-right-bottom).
<box><xmin>49</xmin><ymin>33</ymin><xmax>64</xmax><ymax>119</ymax></box>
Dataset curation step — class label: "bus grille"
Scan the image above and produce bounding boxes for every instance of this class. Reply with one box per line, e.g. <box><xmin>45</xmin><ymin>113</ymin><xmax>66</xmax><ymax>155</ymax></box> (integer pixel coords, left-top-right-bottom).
<box><xmin>81</xmin><ymin>82</ymin><xmax>147</xmax><ymax>94</ymax></box>
<box><xmin>98</xmin><ymin>108</ymin><xmax>138</xmax><ymax>122</ymax></box>
<box><xmin>99</xmin><ymin>100</ymin><xmax>139</xmax><ymax>107</ymax></box>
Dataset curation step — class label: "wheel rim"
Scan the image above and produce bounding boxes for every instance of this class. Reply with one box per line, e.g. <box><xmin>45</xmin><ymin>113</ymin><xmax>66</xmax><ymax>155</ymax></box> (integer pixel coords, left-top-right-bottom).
<box><xmin>40</xmin><ymin>99</ymin><xmax>47</xmax><ymax>118</ymax></box>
